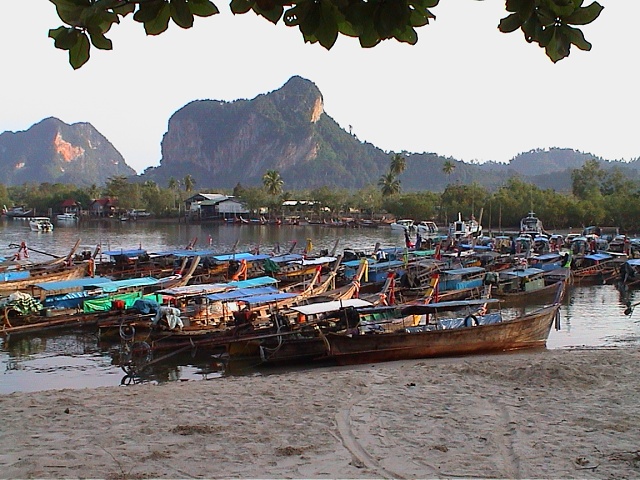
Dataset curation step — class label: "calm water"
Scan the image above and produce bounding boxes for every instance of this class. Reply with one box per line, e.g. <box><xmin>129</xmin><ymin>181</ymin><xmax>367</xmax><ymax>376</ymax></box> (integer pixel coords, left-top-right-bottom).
<box><xmin>1</xmin><ymin>218</ymin><xmax>639</xmax><ymax>394</ymax></box>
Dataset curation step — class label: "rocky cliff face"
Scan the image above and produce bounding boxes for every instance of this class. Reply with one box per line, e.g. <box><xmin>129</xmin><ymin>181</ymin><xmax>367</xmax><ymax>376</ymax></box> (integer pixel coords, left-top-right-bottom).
<box><xmin>0</xmin><ymin>117</ymin><xmax>136</xmax><ymax>186</ymax></box>
<box><xmin>141</xmin><ymin>76</ymin><xmax>390</xmax><ymax>189</ymax></box>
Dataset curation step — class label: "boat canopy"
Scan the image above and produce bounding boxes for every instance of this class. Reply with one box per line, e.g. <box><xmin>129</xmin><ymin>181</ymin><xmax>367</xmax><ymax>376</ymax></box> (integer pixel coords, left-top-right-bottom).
<box><xmin>102</xmin><ymin>249</ymin><xmax>147</xmax><ymax>258</ymax></box>
<box><xmin>240</xmin><ymin>292</ymin><xmax>299</xmax><ymax>305</ymax></box>
<box><xmin>500</xmin><ymin>268</ymin><xmax>545</xmax><ymax>278</ymax></box>
<box><xmin>209</xmin><ymin>252</ymin><xmax>272</xmax><ymax>262</ymax></box>
<box><xmin>229</xmin><ymin>276</ymin><xmax>279</xmax><ymax>288</ymax></box>
<box><xmin>33</xmin><ymin>276</ymin><xmax>111</xmax><ymax>292</ymax></box>
<box><xmin>584</xmin><ymin>253</ymin><xmax>613</xmax><ymax>262</ymax></box>
<box><xmin>206</xmin><ymin>286</ymin><xmax>279</xmax><ymax>302</ymax></box>
<box><xmin>1</xmin><ymin>271</ymin><xmax>31</xmax><ymax>282</ymax></box>
<box><xmin>96</xmin><ymin>277</ymin><xmax>160</xmax><ymax>292</ymax></box>
<box><xmin>440</xmin><ymin>266</ymin><xmax>485</xmax><ymax>276</ymax></box>
<box><xmin>157</xmin><ymin>283</ymin><xmax>230</xmax><ymax>296</ymax></box>
<box><xmin>269</xmin><ymin>254</ymin><xmax>304</xmax><ymax>263</ymax></box>
<box><xmin>534</xmin><ymin>253</ymin><xmax>563</xmax><ymax>261</ymax></box>
<box><xmin>170</xmin><ymin>249</ymin><xmax>217</xmax><ymax>257</ymax></box>
<box><xmin>401</xmin><ymin>298</ymin><xmax>501</xmax><ymax>315</ymax></box>
<box><xmin>292</xmin><ymin>256</ymin><xmax>338</xmax><ymax>266</ymax></box>
<box><xmin>291</xmin><ymin>298</ymin><xmax>373</xmax><ymax>316</ymax></box>
<box><xmin>625</xmin><ymin>259</ymin><xmax>640</xmax><ymax>267</ymax></box>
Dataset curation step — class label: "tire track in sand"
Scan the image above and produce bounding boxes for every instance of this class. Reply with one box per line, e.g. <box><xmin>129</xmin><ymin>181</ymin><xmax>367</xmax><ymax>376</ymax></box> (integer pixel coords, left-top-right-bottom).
<box><xmin>334</xmin><ymin>384</ymin><xmax>404</xmax><ymax>479</ymax></box>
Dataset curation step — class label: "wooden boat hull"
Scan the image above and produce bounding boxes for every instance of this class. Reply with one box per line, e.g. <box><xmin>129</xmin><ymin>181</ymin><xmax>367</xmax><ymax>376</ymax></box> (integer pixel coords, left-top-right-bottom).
<box><xmin>493</xmin><ymin>280</ymin><xmax>564</xmax><ymax>306</ymax></box>
<box><xmin>0</xmin><ymin>264</ymin><xmax>88</xmax><ymax>296</ymax></box>
<box><xmin>325</xmin><ymin>303</ymin><xmax>560</xmax><ymax>366</ymax></box>
<box><xmin>228</xmin><ymin>334</ymin><xmax>328</xmax><ymax>364</ymax></box>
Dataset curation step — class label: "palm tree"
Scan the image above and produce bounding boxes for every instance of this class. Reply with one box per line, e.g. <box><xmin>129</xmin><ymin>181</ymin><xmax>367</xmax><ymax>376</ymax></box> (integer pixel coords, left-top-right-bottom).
<box><xmin>442</xmin><ymin>160</ymin><xmax>456</xmax><ymax>179</ymax></box>
<box><xmin>183</xmin><ymin>175</ymin><xmax>195</xmax><ymax>193</ymax></box>
<box><xmin>262</xmin><ymin>170</ymin><xmax>284</xmax><ymax>196</ymax></box>
<box><xmin>168</xmin><ymin>177</ymin><xmax>180</xmax><ymax>209</ymax></box>
<box><xmin>378</xmin><ymin>172</ymin><xmax>400</xmax><ymax>197</ymax></box>
<box><xmin>389</xmin><ymin>153</ymin><xmax>407</xmax><ymax>177</ymax></box>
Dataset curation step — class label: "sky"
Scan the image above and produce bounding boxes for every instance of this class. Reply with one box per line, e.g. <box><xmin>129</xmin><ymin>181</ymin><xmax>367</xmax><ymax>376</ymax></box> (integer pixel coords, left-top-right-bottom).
<box><xmin>1</xmin><ymin>1</ymin><xmax>639</xmax><ymax>174</ymax></box>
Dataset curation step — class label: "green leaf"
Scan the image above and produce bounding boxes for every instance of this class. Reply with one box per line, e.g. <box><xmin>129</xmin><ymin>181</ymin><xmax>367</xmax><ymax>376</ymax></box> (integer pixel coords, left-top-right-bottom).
<box><xmin>88</xmin><ymin>28</ymin><xmax>113</xmax><ymax>50</ymax></box>
<box><xmin>230</xmin><ymin>0</ymin><xmax>254</xmax><ymax>14</ymax></box>
<box><xmin>170</xmin><ymin>0</ymin><xmax>194</xmax><ymax>28</ymax></box>
<box><xmin>408</xmin><ymin>8</ymin><xmax>431</xmax><ymax>28</ymax></box>
<box><xmin>505</xmin><ymin>0</ymin><xmax>534</xmax><ymax>14</ymax></box>
<box><xmin>545</xmin><ymin>27</ymin><xmax>570</xmax><ymax>62</ymax></box>
<box><xmin>283</xmin><ymin>2</ymin><xmax>310</xmax><ymax>26</ymax></box>
<box><xmin>394</xmin><ymin>25</ymin><xmax>418</xmax><ymax>45</ymax></box>
<box><xmin>84</xmin><ymin>10</ymin><xmax>119</xmax><ymax>34</ymax></box>
<box><xmin>521</xmin><ymin>14</ymin><xmax>543</xmax><ymax>43</ymax></box>
<box><xmin>69</xmin><ymin>31</ymin><xmax>90</xmax><ymax>69</ymax></box>
<box><xmin>48</xmin><ymin>26</ymin><xmax>78</xmax><ymax>50</ymax></box>
<box><xmin>133</xmin><ymin>0</ymin><xmax>166</xmax><ymax>23</ymax></box>
<box><xmin>188</xmin><ymin>0</ymin><xmax>219</xmax><ymax>17</ymax></box>
<box><xmin>51</xmin><ymin>0</ymin><xmax>91</xmax><ymax>27</ymax></box>
<box><xmin>144</xmin><ymin>2</ymin><xmax>171</xmax><ymax>34</ymax></box>
<box><xmin>336</xmin><ymin>18</ymin><xmax>359</xmax><ymax>37</ymax></box>
<box><xmin>563</xmin><ymin>24</ymin><xmax>591</xmax><ymax>50</ymax></box>
<box><xmin>535</xmin><ymin>5</ymin><xmax>558</xmax><ymax>26</ymax></box>
<box><xmin>375</xmin><ymin>1</ymin><xmax>409</xmax><ymax>38</ymax></box>
<box><xmin>359</xmin><ymin>23</ymin><xmax>382</xmax><ymax>48</ymax></box>
<box><xmin>314</xmin><ymin>1</ymin><xmax>339</xmax><ymax>49</ymax></box>
<box><xmin>298</xmin><ymin>2</ymin><xmax>321</xmax><ymax>36</ymax></box>
<box><xmin>253</xmin><ymin>3</ymin><xmax>283</xmax><ymax>24</ymax></box>
<box><xmin>564</xmin><ymin>2</ymin><xmax>603</xmax><ymax>25</ymax></box>
<box><xmin>499</xmin><ymin>13</ymin><xmax>523</xmax><ymax>33</ymax></box>
<box><xmin>113</xmin><ymin>3</ymin><xmax>136</xmax><ymax>16</ymax></box>
<box><xmin>545</xmin><ymin>0</ymin><xmax>576</xmax><ymax>17</ymax></box>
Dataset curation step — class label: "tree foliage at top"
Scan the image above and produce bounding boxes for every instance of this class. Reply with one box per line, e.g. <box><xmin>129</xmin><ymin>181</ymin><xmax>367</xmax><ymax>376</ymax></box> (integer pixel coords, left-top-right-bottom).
<box><xmin>48</xmin><ymin>0</ymin><xmax>603</xmax><ymax>69</ymax></box>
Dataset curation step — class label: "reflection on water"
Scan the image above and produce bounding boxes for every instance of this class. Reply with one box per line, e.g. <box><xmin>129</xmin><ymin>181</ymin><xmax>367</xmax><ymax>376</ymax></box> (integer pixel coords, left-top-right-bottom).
<box><xmin>2</xmin><ymin>219</ymin><xmax>640</xmax><ymax>393</ymax></box>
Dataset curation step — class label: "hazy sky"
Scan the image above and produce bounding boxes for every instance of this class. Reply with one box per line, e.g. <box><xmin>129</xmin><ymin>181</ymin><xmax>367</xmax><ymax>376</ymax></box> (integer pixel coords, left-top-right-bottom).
<box><xmin>1</xmin><ymin>1</ymin><xmax>637</xmax><ymax>174</ymax></box>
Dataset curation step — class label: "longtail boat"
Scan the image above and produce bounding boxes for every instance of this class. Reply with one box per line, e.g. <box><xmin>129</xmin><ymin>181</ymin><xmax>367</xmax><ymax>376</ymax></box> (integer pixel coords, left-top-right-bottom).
<box><xmin>324</xmin><ymin>281</ymin><xmax>566</xmax><ymax>365</ymax></box>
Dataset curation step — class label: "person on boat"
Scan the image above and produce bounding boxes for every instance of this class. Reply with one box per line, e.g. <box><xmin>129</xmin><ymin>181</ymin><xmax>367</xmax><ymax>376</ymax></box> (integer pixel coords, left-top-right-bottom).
<box><xmin>233</xmin><ymin>306</ymin><xmax>257</xmax><ymax>334</ymax></box>
<box><xmin>404</xmin><ymin>231</ymin><xmax>414</xmax><ymax>249</ymax></box>
<box><xmin>415</xmin><ymin>233</ymin><xmax>422</xmax><ymax>250</ymax></box>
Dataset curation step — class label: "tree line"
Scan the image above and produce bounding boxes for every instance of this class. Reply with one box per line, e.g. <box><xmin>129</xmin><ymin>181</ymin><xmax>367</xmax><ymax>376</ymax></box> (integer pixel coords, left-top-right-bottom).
<box><xmin>2</xmin><ymin>159</ymin><xmax>640</xmax><ymax>232</ymax></box>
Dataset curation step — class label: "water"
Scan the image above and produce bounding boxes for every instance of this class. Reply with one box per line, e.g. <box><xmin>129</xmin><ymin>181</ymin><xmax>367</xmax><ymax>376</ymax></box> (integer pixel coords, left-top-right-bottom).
<box><xmin>2</xmin><ymin>218</ymin><xmax>639</xmax><ymax>394</ymax></box>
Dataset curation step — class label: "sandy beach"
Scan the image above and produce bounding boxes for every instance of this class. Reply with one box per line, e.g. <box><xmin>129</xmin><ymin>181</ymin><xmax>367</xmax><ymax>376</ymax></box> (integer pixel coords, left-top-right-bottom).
<box><xmin>1</xmin><ymin>347</ymin><xmax>639</xmax><ymax>479</ymax></box>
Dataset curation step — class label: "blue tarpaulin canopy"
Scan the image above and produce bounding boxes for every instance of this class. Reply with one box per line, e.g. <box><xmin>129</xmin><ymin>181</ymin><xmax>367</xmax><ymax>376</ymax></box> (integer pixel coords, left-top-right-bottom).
<box><xmin>441</xmin><ymin>266</ymin><xmax>485</xmax><ymax>276</ymax></box>
<box><xmin>1</xmin><ymin>270</ymin><xmax>31</xmax><ymax>282</ymax></box>
<box><xmin>34</xmin><ymin>276</ymin><xmax>111</xmax><ymax>291</ymax></box>
<box><xmin>161</xmin><ymin>249</ymin><xmax>217</xmax><ymax>257</ymax></box>
<box><xmin>241</xmin><ymin>292</ymin><xmax>298</xmax><ymax>305</ymax></box>
<box><xmin>102</xmin><ymin>249</ymin><xmax>147</xmax><ymax>257</ymax></box>
<box><xmin>97</xmin><ymin>277</ymin><xmax>160</xmax><ymax>292</ymax></box>
<box><xmin>209</xmin><ymin>253</ymin><xmax>271</xmax><ymax>262</ymax></box>
<box><xmin>206</xmin><ymin>286</ymin><xmax>280</xmax><ymax>302</ymax></box>
<box><xmin>584</xmin><ymin>253</ymin><xmax>613</xmax><ymax>262</ymax></box>
<box><xmin>229</xmin><ymin>276</ymin><xmax>279</xmax><ymax>288</ymax></box>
